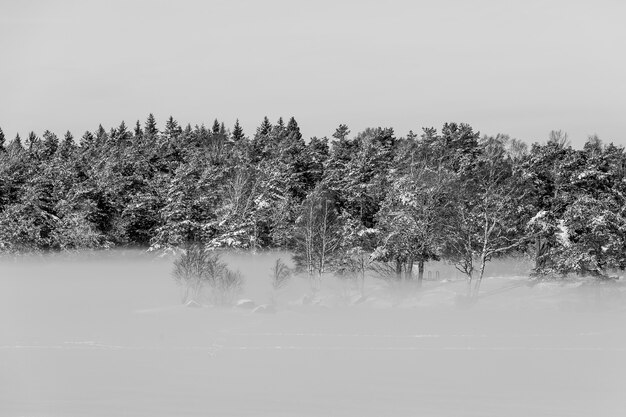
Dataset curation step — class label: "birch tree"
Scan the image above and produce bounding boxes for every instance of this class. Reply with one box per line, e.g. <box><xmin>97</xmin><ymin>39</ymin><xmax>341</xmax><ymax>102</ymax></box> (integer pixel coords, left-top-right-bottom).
<box><xmin>293</xmin><ymin>186</ymin><xmax>343</xmax><ymax>291</ymax></box>
<box><xmin>444</xmin><ymin>135</ymin><xmax>532</xmax><ymax>298</ymax></box>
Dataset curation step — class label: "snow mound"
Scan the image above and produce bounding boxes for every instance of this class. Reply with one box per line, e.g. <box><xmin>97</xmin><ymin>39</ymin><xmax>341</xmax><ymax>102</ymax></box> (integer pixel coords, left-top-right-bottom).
<box><xmin>252</xmin><ymin>304</ymin><xmax>276</xmax><ymax>314</ymax></box>
<box><xmin>289</xmin><ymin>294</ymin><xmax>317</xmax><ymax>306</ymax></box>
<box><xmin>351</xmin><ymin>294</ymin><xmax>368</xmax><ymax>305</ymax></box>
<box><xmin>235</xmin><ymin>299</ymin><xmax>256</xmax><ymax>310</ymax></box>
<box><xmin>185</xmin><ymin>300</ymin><xmax>203</xmax><ymax>308</ymax></box>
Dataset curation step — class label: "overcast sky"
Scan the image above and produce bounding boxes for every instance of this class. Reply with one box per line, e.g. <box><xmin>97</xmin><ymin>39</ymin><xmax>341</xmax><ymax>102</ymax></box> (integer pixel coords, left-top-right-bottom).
<box><xmin>1</xmin><ymin>0</ymin><xmax>625</xmax><ymax>147</ymax></box>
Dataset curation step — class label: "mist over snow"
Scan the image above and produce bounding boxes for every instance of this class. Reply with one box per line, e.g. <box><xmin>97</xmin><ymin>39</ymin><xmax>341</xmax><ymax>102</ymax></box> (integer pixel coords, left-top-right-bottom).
<box><xmin>2</xmin><ymin>250</ymin><xmax>626</xmax><ymax>416</ymax></box>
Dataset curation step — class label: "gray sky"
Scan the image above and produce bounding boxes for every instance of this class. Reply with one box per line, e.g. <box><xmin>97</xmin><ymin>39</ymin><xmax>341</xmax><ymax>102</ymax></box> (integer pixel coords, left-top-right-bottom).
<box><xmin>1</xmin><ymin>0</ymin><xmax>625</xmax><ymax>147</ymax></box>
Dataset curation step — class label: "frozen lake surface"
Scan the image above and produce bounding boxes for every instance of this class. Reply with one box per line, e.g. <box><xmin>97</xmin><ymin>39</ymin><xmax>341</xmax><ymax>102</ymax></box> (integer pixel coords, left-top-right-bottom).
<box><xmin>2</xmin><ymin>251</ymin><xmax>626</xmax><ymax>416</ymax></box>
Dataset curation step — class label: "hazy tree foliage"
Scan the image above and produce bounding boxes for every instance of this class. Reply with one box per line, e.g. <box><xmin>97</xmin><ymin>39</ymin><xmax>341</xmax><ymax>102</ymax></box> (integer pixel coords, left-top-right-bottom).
<box><xmin>2</xmin><ymin>116</ymin><xmax>626</xmax><ymax>285</ymax></box>
<box><xmin>172</xmin><ymin>244</ymin><xmax>243</xmax><ymax>305</ymax></box>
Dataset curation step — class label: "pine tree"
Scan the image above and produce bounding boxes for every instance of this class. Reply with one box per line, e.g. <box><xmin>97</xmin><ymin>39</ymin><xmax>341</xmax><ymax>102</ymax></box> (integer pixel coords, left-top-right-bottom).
<box><xmin>95</xmin><ymin>125</ymin><xmax>108</xmax><ymax>146</ymax></box>
<box><xmin>0</xmin><ymin>127</ymin><xmax>5</xmax><ymax>151</ymax></box>
<box><xmin>145</xmin><ymin>113</ymin><xmax>158</xmax><ymax>137</ymax></box>
<box><xmin>164</xmin><ymin>116</ymin><xmax>182</xmax><ymax>140</ymax></box>
<box><xmin>286</xmin><ymin>117</ymin><xmax>302</xmax><ymax>142</ymax></box>
<box><xmin>134</xmin><ymin>120</ymin><xmax>143</xmax><ymax>138</ymax></box>
<box><xmin>232</xmin><ymin>119</ymin><xmax>245</xmax><ymax>142</ymax></box>
<box><xmin>332</xmin><ymin>124</ymin><xmax>350</xmax><ymax>141</ymax></box>
<box><xmin>258</xmin><ymin>116</ymin><xmax>272</xmax><ymax>135</ymax></box>
<box><xmin>8</xmin><ymin>133</ymin><xmax>22</xmax><ymax>153</ymax></box>
<box><xmin>212</xmin><ymin>119</ymin><xmax>221</xmax><ymax>135</ymax></box>
<box><xmin>81</xmin><ymin>131</ymin><xmax>95</xmax><ymax>148</ymax></box>
<box><xmin>26</xmin><ymin>132</ymin><xmax>40</xmax><ymax>155</ymax></box>
<box><xmin>116</xmin><ymin>121</ymin><xmax>130</xmax><ymax>144</ymax></box>
<box><xmin>42</xmin><ymin>130</ymin><xmax>59</xmax><ymax>158</ymax></box>
<box><xmin>58</xmin><ymin>131</ymin><xmax>76</xmax><ymax>158</ymax></box>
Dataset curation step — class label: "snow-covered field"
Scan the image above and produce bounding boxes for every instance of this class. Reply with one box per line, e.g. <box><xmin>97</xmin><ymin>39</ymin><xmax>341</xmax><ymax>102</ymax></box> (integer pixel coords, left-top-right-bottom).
<box><xmin>2</xmin><ymin>251</ymin><xmax>626</xmax><ymax>416</ymax></box>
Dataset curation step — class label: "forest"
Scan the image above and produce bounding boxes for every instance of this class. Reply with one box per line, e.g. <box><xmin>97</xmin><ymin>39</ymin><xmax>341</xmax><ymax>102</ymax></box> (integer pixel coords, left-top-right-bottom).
<box><xmin>1</xmin><ymin>116</ymin><xmax>625</xmax><ymax>292</ymax></box>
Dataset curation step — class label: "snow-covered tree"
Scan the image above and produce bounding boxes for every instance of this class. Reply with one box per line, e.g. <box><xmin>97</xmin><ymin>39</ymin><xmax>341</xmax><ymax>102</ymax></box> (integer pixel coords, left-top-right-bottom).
<box><xmin>293</xmin><ymin>186</ymin><xmax>343</xmax><ymax>290</ymax></box>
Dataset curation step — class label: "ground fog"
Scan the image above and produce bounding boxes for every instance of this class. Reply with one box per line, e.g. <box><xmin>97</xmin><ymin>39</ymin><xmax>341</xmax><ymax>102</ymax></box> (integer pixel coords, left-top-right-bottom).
<box><xmin>2</xmin><ymin>250</ymin><xmax>626</xmax><ymax>416</ymax></box>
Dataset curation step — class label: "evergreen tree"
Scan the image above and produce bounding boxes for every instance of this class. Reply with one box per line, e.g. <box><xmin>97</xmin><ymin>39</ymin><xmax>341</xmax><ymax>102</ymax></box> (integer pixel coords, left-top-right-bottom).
<box><xmin>26</xmin><ymin>132</ymin><xmax>41</xmax><ymax>156</ymax></box>
<box><xmin>164</xmin><ymin>116</ymin><xmax>182</xmax><ymax>140</ymax></box>
<box><xmin>305</xmin><ymin>136</ymin><xmax>330</xmax><ymax>187</ymax></box>
<box><xmin>81</xmin><ymin>131</ymin><xmax>95</xmax><ymax>148</ymax></box>
<box><xmin>286</xmin><ymin>116</ymin><xmax>302</xmax><ymax>142</ymax></box>
<box><xmin>58</xmin><ymin>131</ymin><xmax>76</xmax><ymax>159</ymax></box>
<box><xmin>258</xmin><ymin>116</ymin><xmax>272</xmax><ymax>135</ymax></box>
<box><xmin>212</xmin><ymin>119</ymin><xmax>221</xmax><ymax>135</ymax></box>
<box><xmin>0</xmin><ymin>127</ymin><xmax>5</xmax><ymax>151</ymax></box>
<box><xmin>116</xmin><ymin>121</ymin><xmax>130</xmax><ymax>144</ymax></box>
<box><xmin>42</xmin><ymin>130</ymin><xmax>59</xmax><ymax>158</ymax></box>
<box><xmin>232</xmin><ymin>119</ymin><xmax>245</xmax><ymax>142</ymax></box>
<box><xmin>134</xmin><ymin>120</ymin><xmax>143</xmax><ymax>138</ymax></box>
<box><xmin>332</xmin><ymin>124</ymin><xmax>350</xmax><ymax>141</ymax></box>
<box><xmin>95</xmin><ymin>125</ymin><xmax>108</xmax><ymax>147</ymax></box>
<box><xmin>145</xmin><ymin>113</ymin><xmax>158</xmax><ymax>137</ymax></box>
<box><xmin>6</xmin><ymin>133</ymin><xmax>23</xmax><ymax>156</ymax></box>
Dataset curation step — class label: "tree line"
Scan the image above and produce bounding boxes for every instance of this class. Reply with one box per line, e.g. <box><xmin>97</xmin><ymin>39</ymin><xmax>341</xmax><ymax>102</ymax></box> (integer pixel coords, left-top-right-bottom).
<box><xmin>1</xmin><ymin>116</ymin><xmax>624</xmax><ymax>288</ymax></box>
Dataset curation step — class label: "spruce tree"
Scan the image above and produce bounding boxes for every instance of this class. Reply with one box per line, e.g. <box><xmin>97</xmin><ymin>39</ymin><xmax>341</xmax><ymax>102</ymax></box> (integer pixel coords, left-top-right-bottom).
<box><xmin>95</xmin><ymin>124</ymin><xmax>108</xmax><ymax>146</ymax></box>
<box><xmin>212</xmin><ymin>119</ymin><xmax>221</xmax><ymax>135</ymax></box>
<box><xmin>286</xmin><ymin>117</ymin><xmax>302</xmax><ymax>142</ymax></box>
<box><xmin>26</xmin><ymin>131</ymin><xmax>40</xmax><ymax>154</ymax></box>
<box><xmin>59</xmin><ymin>131</ymin><xmax>76</xmax><ymax>158</ymax></box>
<box><xmin>273</xmin><ymin>117</ymin><xmax>287</xmax><ymax>140</ymax></box>
<box><xmin>134</xmin><ymin>120</ymin><xmax>143</xmax><ymax>138</ymax></box>
<box><xmin>9</xmin><ymin>133</ymin><xmax>22</xmax><ymax>152</ymax></box>
<box><xmin>42</xmin><ymin>130</ymin><xmax>59</xmax><ymax>158</ymax></box>
<box><xmin>145</xmin><ymin>113</ymin><xmax>158</xmax><ymax>137</ymax></box>
<box><xmin>258</xmin><ymin>116</ymin><xmax>272</xmax><ymax>135</ymax></box>
<box><xmin>117</xmin><ymin>121</ymin><xmax>129</xmax><ymax>143</ymax></box>
<box><xmin>81</xmin><ymin>131</ymin><xmax>95</xmax><ymax>148</ymax></box>
<box><xmin>232</xmin><ymin>119</ymin><xmax>245</xmax><ymax>141</ymax></box>
<box><xmin>164</xmin><ymin>116</ymin><xmax>182</xmax><ymax>140</ymax></box>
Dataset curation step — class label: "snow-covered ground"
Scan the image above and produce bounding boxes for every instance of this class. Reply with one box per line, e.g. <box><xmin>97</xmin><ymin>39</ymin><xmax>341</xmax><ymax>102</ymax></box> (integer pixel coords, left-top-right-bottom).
<box><xmin>2</xmin><ymin>251</ymin><xmax>626</xmax><ymax>416</ymax></box>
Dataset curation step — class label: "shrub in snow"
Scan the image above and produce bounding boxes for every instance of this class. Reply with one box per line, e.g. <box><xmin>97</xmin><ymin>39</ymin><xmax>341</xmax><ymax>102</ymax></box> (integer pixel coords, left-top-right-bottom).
<box><xmin>270</xmin><ymin>258</ymin><xmax>292</xmax><ymax>291</ymax></box>
<box><xmin>269</xmin><ymin>258</ymin><xmax>292</xmax><ymax>306</ymax></box>
<box><xmin>172</xmin><ymin>244</ymin><xmax>244</xmax><ymax>306</ymax></box>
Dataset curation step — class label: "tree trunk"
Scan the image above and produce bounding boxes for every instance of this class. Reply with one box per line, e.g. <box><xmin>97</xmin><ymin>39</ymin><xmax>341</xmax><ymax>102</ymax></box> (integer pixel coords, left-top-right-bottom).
<box><xmin>466</xmin><ymin>270</ymin><xmax>474</xmax><ymax>298</ymax></box>
<box><xmin>395</xmin><ymin>258</ymin><xmax>402</xmax><ymax>281</ymax></box>
<box><xmin>405</xmin><ymin>260</ymin><xmax>414</xmax><ymax>281</ymax></box>
<box><xmin>535</xmin><ymin>237</ymin><xmax>549</xmax><ymax>270</ymax></box>
<box><xmin>417</xmin><ymin>259</ymin><xmax>424</xmax><ymax>288</ymax></box>
<box><xmin>474</xmin><ymin>254</ymin><xmax>487</xmax><ymax>298</ymax></box>
<box><xmin>360</xmin><ymin>269</ymin><xmax>365</xmax><ymax>296</ymax></box>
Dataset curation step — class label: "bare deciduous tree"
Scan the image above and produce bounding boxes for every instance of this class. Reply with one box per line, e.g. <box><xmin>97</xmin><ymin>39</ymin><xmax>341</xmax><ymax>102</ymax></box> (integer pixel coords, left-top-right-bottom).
<box><xmin>172</xmin><ymin>244</ymin><xmax>243</xmax><ymax>305</ymax></box>
<box><xmin>293</xmin><ymin>187</ymin><xmax>342</xmax><ymax>291</ymax></box>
